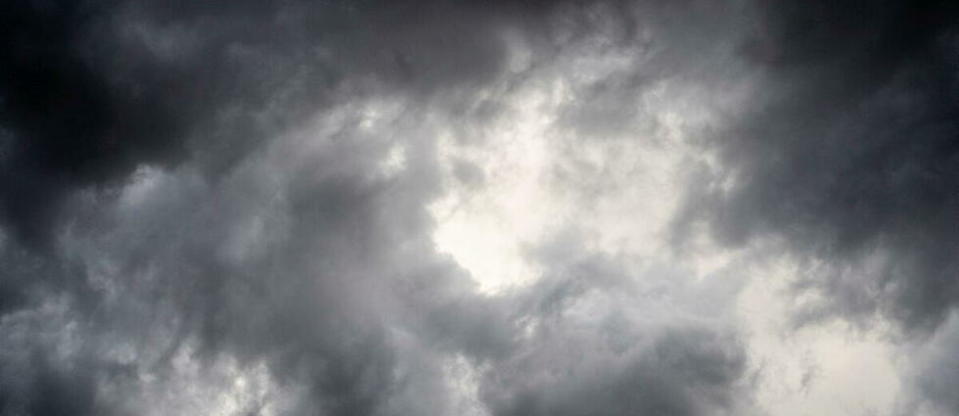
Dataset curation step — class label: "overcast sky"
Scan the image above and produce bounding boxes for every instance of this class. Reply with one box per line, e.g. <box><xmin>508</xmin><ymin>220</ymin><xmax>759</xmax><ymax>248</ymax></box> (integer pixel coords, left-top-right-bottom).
<box><xmin>1</xmin><ymin>1</ymin><xmax>958</xmax><ymax>415</ymax></box>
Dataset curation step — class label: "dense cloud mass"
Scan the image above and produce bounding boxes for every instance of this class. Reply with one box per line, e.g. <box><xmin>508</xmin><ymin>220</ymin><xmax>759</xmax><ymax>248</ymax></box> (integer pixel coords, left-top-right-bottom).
<box><xmin>1</xmin><ymin>1</ymin><xmax>957</xmax><ymax>415</ymax></box>
<box><xmin>679</xmin><ymin>0</ymin><xmax>959</xmax><ymax>331</ymax></box>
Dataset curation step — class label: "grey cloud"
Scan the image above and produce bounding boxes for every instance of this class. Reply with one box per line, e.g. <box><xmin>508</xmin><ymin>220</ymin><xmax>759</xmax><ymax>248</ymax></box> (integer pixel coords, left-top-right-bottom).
<box><xmin>2</xmin><ymin>96</ymin><xmax>752</xmax><ymax>414</ymax></box>
<box><xmin>897</xmin><ymin>312</ymin><xmax>959</xmax><ymax>415</ymax></box>
<box><xmin>0</xmin><ymin>0</ymin><xmax>537</xmax><ymax>250</ymax></box>
<box><xmin>475</xmin><ymin>233</ymin><xmax>754</xmax><ymax>416</ymax></box>
<box><xmin>13</xmin><ymin>0</ymin><xmax>956</xmax><ymax>415</ymax></box>
<box><xmin>0</xmin><ymin>113</ymin><xmax>461</xmax><ymax>415</ymax></box>
<box><xmin>664</xmin><ymin>2</ymin><xmax>959</xmax><ymax>412</ymax></box>
<box><xmin>534</xmin><ymin>1</ymin><xmax>751</xmax><ymax>143</ymax></box>
<box><xmin>0</xmin><ymin>2</ymin><xmax>540</xmax><ymax>409</ymax></box>
<box><xmin>674</xmin><ymin>0</ymin><xmax>959</xmax><ymax>331</ymax></box>
<box><xmin>483</xmin><ymin>326</ymin><xmax>747</xmax><ymax>416</ymax></box>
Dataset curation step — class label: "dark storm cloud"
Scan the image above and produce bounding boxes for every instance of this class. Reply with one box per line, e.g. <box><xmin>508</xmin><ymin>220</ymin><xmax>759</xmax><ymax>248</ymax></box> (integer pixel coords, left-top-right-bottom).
<box><xmin>0</xmin><ymin>0</ymin><xmax>534</xmax><ymax>413</ymax></box>
<box><xmin>675</xmin><ymin>0</ymin><xmax>959</xmax><ymax>330</ymax></box>
<box><xmin>0</xmin><ymin>104</ymin><xmax>478</xmax><ymax>414</ymax></box>
<box><xmin>0</xmin><ymin>0</ymin><xmax>186</xmax><ymax>250</ymax></box>
<box><xmin>666</xmin><ymin>2</ymin><xmax>959</xmax><ymax>412</ymax></box>
<box><xmin>0</xmin><ymin>1</ymin><xmax>852</xmax><ymax>415</ymax></box>
<box><xmin>0</xmin><ymin>118</ymin><xmax>752</xmax><ymax>415</ymax></box>
<box><xmin>0</xmin><ymin>0</ymin><xmax>544</xmax><ymax>250</ymax></box>
<box><xmin>0</xmin><ymin>296</ymin><xmax>121</xmax><ymax>416</ymax></box>
<box><xmin>0</xmin><ymin>0</ymin><xmax>531</xmax><ymax>393</ymax></box>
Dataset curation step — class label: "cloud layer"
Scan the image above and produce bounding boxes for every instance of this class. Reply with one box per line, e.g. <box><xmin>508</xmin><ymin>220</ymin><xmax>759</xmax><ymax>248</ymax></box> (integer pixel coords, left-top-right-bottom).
<box><xmin>1</xmin><ymin>1</ymin><xmax>957</xmax><ymax>415</ymax></box>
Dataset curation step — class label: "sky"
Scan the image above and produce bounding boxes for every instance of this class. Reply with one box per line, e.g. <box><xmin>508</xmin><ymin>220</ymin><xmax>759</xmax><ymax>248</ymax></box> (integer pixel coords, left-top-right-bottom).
<box><xmin>1</xmin><ymin>1</ymin><xmax>958</xmax><ymax>415</ymax></box>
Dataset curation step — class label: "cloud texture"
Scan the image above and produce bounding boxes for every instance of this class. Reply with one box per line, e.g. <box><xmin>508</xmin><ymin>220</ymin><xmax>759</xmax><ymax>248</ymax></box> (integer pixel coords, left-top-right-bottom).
<box><xmin>1</xmin><ymin>1</ymin><xmax>957</xmax><ymax>415</ymax></box>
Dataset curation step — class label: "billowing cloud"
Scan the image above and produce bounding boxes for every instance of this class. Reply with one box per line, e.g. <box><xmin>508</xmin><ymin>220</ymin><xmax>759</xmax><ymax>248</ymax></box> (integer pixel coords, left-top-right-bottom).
<box><xmin>669</xmin><ymin>1</ymin><xmax>959</xmax><ymax>413</ymax></box>
<box><xmin>676</xmin><ymin>0</ymin><xmax>959</xmax><ymax>330</ymax></box>
<box><xmin>2</xmin><ymin>1</ymin><xmax>957</xmax><ymax>415</ymax></box>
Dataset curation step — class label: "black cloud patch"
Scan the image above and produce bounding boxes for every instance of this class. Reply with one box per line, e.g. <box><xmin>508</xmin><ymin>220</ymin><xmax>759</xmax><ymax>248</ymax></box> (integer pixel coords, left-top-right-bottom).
<box><xmin>0</xmin><ymin>0</ymin><xmax>532</xmax><ymax>413</ymax></box>
<box><xmin>0</xmin><ymin>1</ymin><xmax>187</xmax><ymax>250</ymax></box>
<box><xmin>0</xmin><ymin>0</ymin><xmax>530</xmax><ymax>250</ymax></box>
<box><xmin>677</xmin><ymin>0</ymin><xmax>959</xmax><ymax>331</ymax></box>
